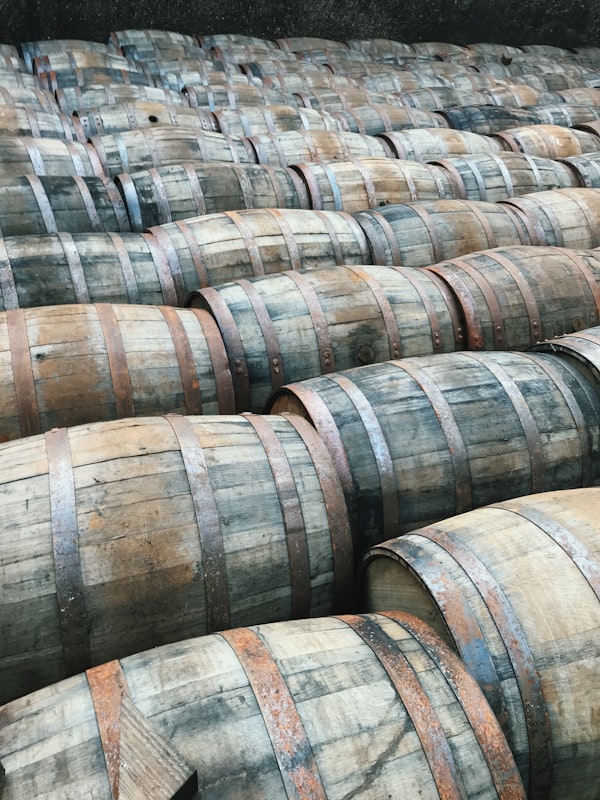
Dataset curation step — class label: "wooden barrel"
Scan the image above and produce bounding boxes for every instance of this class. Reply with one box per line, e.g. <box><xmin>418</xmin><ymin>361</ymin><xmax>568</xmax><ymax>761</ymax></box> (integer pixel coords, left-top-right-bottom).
<box><xmin>32</xmin><ymin>51</ymin><xmax>144</xmax><ymax>76</ymax></box>
<box><xmin>76</xmin><ymin>101</ymin><xmax>218</xmax><ymax>137</ymax></box>
<box><xmin>527</xmin><ymin>103</ymin><xmax>600</xmax><ymax>127</ymax></box>
<box><xmin>183</xmin><ymin>82</ymin><xmax>289</xmax><ymax>109</ymax></box>
<box><xmin>262</xmin><ymin>71</ymin><xmax>360</xmax><ymax>95</ymax></box>
<box><xmin>0</xmin><ymin>612</ymin><xmax>524</xmax><ymax>799</ymax></box>
<box><xmin>149</xmin><ymin>208</ymin><xmax>372</xmax><ymax>292</ymax></box>
<box><xmin>187</xmin><ymin>264</ymin><xmax>464</xmax><ymax>411</ymax></box>
<box><xmin>360</xmin><ymin>488</ymin><xmax>600</xmax><ymax>800</ymax></box>
<box><xmin>531</xmin><ymin>326</ymin><xmax>600</xmax><ymax>388</ymax></box>
<box><xmin>292</xmin><ymin>86</ymin><xmax>396</xmax><ymax>111</ymax></box>
<box><xmin>116</xmin><ymin>161</ymin><xmax>310</xmax><ymax>230</ymax></box>
<box><xmin>36</xmin><ymin>66</ymin><xmax>156</xmax><ymax>93</ymax></box>
<box><xmin>211</xmin><ymin>105</ymin><xmax>344</xmax><ymax>137</ymax></box>
<box><xmin>240</xmin><ymin>57</ymin><xmax>328</xmax><ymax>80</ymax></box>
<box><xmin>0</xmin><ymin>303</ymin><xmax>235</xmax><ymax>440</ymax></box>
<box><xmin>330</xmin><ymin>104</ymin><xmax>448</xmax><ymax>135</ymax></box>
<box><xmin>345</xmin><ymin>38</ymin><xmax>417</xmax><ymax>56</ymax></box>
<box><xmin>360</xmin><ymin>71</ymin><xmax>450</xmax><ymax>93</ymax></box>
<box><xmin>353</xmin><ymin>199</ymin><xmax>532</xmax><ymax>267</ymax></box>
<box><xmin>479</xmin><ymin>84</ymin><xmax>541</xmax><ymax>106</ymax></box>
<box><xmin>90</xmin><ymin>127</ymin><xmax>256</xmax><ymax>178</ymax></box>
<box><xmin>118</xmin><ymin>40</ymin><xmax>207</xmax><ymax>61</ymax></box>
<box><xmin>553</xmin><ymin>88</ymin><xmax>600</xmax><ymax>105</ymax></box>
<box><xmin>210</xmin><ymin>43</ymin><xmax>287</xmax><ymax>63</ymax></box>
<box><xmin>0</xmin><ymin>231</ymin><xmax>184</xmax><ymax>310</ymax></box>
<box><xmin>0</xmin><ymin>175</ymin><xmax>130</xmax><ymax>236</ymax></box>
<box><xmin>0</xmin><ymin>105</ymin><xmax>84</xmax><ymax>141</ymax></box>
<box><xmin>268</xmin><ymin>350</ymin><xmax>600</xmax><ymax>548</ymax></box>
<box><xmin>20</xmin><ymin>38</ymin><xmax>118</xmax><ymax>71</ymax></box>
<box><xmin>0</xmin><ymin>412</ymin><xmax>352</xmax><ymax>702</ymax></box>
<box><xmin>411</xmin><ymin>41</ymin><xmax>469</xmax><ymax>56</ymax></box>
<box><xmin>379</xmin><ymin>128</ymin><xmax>508</xmax><ymax>161</ymax></box>
<box><xmin>198</xmin><ymin>32</ymin><xmax>277</xmax><ymax>49</ymax></box>
<box><xmin>500</xmin><ymin>188</ymin><xmax>600</xmax><ymax>249</ymax></box>
<box><xmin>0</xmin><ymin>70</ymin><xmax>40</xmax><ymax>89</ymax></box>
<box><xmin>248</xmin><ymin>129</ymin><xmax>393</xmax><ymax>167</ymax></box>
<box><xmin>109</xmin><ymin>28</ymin><xmax>200</xmax><ymax>49</ymax></box>
<box><xmin>57</xmin><ymin>84</ymin><xmax>188</xmax><ymax>114</ymax></box>
<box><xmin>559</xmin><ymin>153</ymin><xmax>600</xmax><ymax>188</ymax></box>
<box><xmin>425</xmin><ymin>245</ymin><xmax>600</xmax><ymax>350</ymax></box>
<box><xmin>275</xmin><ymin>36</ymin><xmax>351</xmax><ymax>53</ymax></box>
<box><xmin>394</xmin><ymin>87</ymin><xmax>490</xmax><ymax>110</ymax></box>
<box><xmin>492</xmin><ymin>124</ymin><xmax>600</xmax><ymax>158</ymax></box>
<box><xmin>436</xmin><ymin>105</ymin><xmax>544</xmax><ymax>135</ymax></box>
<box><xmin>292</xmin><ymin>156</ymin><xmax>462</xmax><ymax>212</ymax></box>
<box><xmin>0</xmin><ymin>136</ymin><xmax>105</xmax><ymax>178</ymax></box>
<box><xmin>445</xmin><ymin>72</ymin><xmax>505</xmax><ymax>92</ymax></box>
<box><xmin>508</xmin><ymin>71</ymin><xmax>586</xmax><ymax>91</ymax></box>
<box><xmin>0</xmin><ymin>85</ymin><xmax>59</xmax><ymax>113</ymax></box>
<box><xmin>432</xmin><ymin>152</ymin><xmax>580</xmax><ymax>202</ymax></box>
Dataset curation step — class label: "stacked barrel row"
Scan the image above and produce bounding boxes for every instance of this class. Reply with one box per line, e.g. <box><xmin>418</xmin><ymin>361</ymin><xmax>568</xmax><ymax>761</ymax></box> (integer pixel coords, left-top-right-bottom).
<box><xmin>2</xmin><ymin>30</ymin><xmax>600</xmax><ymax>800</ymax></box>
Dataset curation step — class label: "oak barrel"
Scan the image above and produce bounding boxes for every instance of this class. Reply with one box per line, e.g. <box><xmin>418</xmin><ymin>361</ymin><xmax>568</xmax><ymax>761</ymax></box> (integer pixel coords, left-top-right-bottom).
<box><xmin>0</xmin><ymin>413</ymin><xmax>352</xmax><ymax>702</ymax></box>
<box><xmin>529</xmin><ymin>103</ymin><xmax>600</xmax><ymax>127</ymax></box>
<box><xmin>432</xmin><ymin>152</ymin><xmax>580</xmax><ymax>203</ymax></box>
<box><xmin>0</xmin><ymin>105</ymin><xmax>84</xmax><ymax>141</ymax></box>
<box><xmin>492</xmin><ymin>124</ymin><xmax>600</xmax><ymax>158</ymax></box>
<box><xmin>435</xmin><ymin>105</ymin><xmax>543</xmax><ymax>135</ymax></box>
<box><xmin>56</xmin><ymin>84</ymin><xmax>188</xmax><ymax>114</ymax></box>
<box><xmin>117</xmin><ymin>161</ymin><xmax>310</xmax><ymax>231</ymax></box>
<box><xmin>559</xmin><ymin>153</ymin><xmax>600</xmax><ymax>188</ymax></box>
<box><xmin>183</xmin><ymin>81</ymin><xmax>289</xmax><ymax>109</ymax></box>
<box><xmin>378</xmin><ymin>128</ymin><xmax>508</xmax><ymax>161</ymax></box>
<box><xmin>0</xmin><ymin>86</ymin><xmax>59</xmax><ymax>113</ymax></box>
<box><xmin>0</xmin><ymin>136</ymin><xmax>105</xmax><ymax>178</ymax></box>
<box><xmin>531</xmin><ymin>326</ymin><xmax>600</xmax><ymax>388</ymax></box>
<box><xmin>20</xmin><ymin>38</ymin><xmax>118</xmax><ymax>71</ymax></box>
<box><xmin>0</xmin><ymin>175</ymin><xmax>130</xmax><ymax>236</ymax></box>
<box><xmin>248</xmin><ymin>128</ymin><xmax>393</xmax><ymax>167</ymax></box>
<box><xmin>211</xmin><ymin>105</ymin><xmax>344</xmax><ymax>137</ymax></box>
<box><xmin>75</xmin><ymin>101</ymin><xmax>218</xmax><ymax>137</ymax></box>
<box><xmin>0</xmin><ymin>613</ymin><xmax>524</xmax><ymax>799</ymax></box>
<box><xmin>360</xmin><ymin>488</ymin><xmax>600</xmax><ymax>800</ymax></box>
<box><xmin>268</xmin><ymin>350</ymin><xmax>600</xmax><ymax>548</ymax></box>
<box><xmin>292</xmin><ymin>156</ymin><xmax>462</xmax><ymax>212</ymax></box>
<box><xmin>330</xmin><ymin>104</ymin><xmax>448</xmax><ymax>136</ymax></box>
<box><xmin>187</xmin><ymin>264</ymin><xmax>464</xmax><ymax>411</ymax></box>
<box><xmin>353</xmin><ymin>199</ymin><xmax>532</xmax><ymax>267</ymax></box>
<box><xmin>149</xmin><ymin>207</ymin><xmax>372</xmax><ymax>292</ymax></box>
<box><xmin>426</xmin><ymin>245</ymin><xmax>600</xmax><ymax>350</ymax></box>
<box><xmin>0</xmin><ymin>231</ymin><xmax>182</xmax><ymax>310</ymax></box>
<box><xmin>0</xmin><ymin>303</ymin><xmax>235</xmax><ymax>440</ymax></box>
<box><xmin>90</xmin><ymin>126</ymin><xmax>256</xmax><ymax>178</ymax></box>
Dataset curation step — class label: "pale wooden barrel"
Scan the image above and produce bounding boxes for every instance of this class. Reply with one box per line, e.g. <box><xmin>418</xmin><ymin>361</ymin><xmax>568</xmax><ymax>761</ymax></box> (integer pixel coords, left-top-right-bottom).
<box><xmin>411</xmin><ymin>41</ymin><xmax>469</xmax><ymax>56</ymax></box>
<box><xmin>559</xmin><ymin>153</ymin><xmax>600</xmax><ymax>188</ymax></box>
<box><xmin>211</xmin><ymin>104</ymin><xmax>344</xmax><ymax>137</ymax></box>
<box><xmin>480</xmin><ymin>84</ymin><xmax>541</xmax><ymax>106</ymax></box>
<box><xmin>108</xmin><ymin>28</ymin><xmax>200</xmax><ymax>49</ymax></box>
<box><xmin>0</xmin><ymin>85</ymin><xmax>59</xmax><ymax>113</ymax></box>
<box><xmin>261</xmin><ymin>71</ymin><xmax>360</xmax><ymax>95</ymax></box>
<box><xmin>0</xmin><ymin>175</ymin><xmax>130</xmax><ymax>236</ymax></box>
<box><xmin>0</xmin><ymin>303</ymin><xmax>235</xmax><ymax>440</ymax></box>
<box><xmin>268</xmin><ymin>350</ymin><xmax>600</xmax><ymax>548</ymax></box>
<box><xmin>500</xmin><ymin>188</ymin><xmax>600</xmax><ymax>249</ymax></box>
<box><xmin>20</xmin><ymin>38</ymin><xmax>118</xmax><ymax>70</ymax></box>
<box><xmin>360</xmin><ymin>488</ymin><xmax>600</xmax><ymax>800</ymax></box>
<box><xmin>345</xmin><ymin>38</ymin><xmax>417</xmax><ymax>56</ymax></box>
<box><xmin>360</xmin><ymin>71</ymin><xmax>450</xmax><ymax>93</ymax></box>
<box><xmin>187</xmin><ymin>264</ymin><xmax>463</xmax><ymax>411</ymax></box>
<box><xmin>0</xmin><ymin>231</ymin><xmax>183</xmax><ymax>310</ymax></box>
<box><xmin>432</xmin><ymin>152</ymin><xmax>580</xmax><ymax>202</ymax></box>
<box><xmin>248</xmin><ymin>129</ymin><xmax>393</xmax><ymax>167</ymax></box>
<box><xmin>76</xmin><ymin>101</ymin><xmax>218</xmax><ymax>137</ymax></box>
<box><xmin>36</xmin><ymin>66</ymin><xmax>156</xmax><ymax>93</ymax></box>
<box><xmin>118</xmin><ymin>40</ymin><xmax>207</xmax><ymax>61</ymax></box>
<box><xmin>32</xmin><ymin>50</ymin><xmax>144</xmax><ymax>76</ymax></box>
<box><xmin>0</xmin><ymin>70</ymin><xmax>40</xmax><ymax>89</ymax></box>
<box><xmin>436</xmin><ymin>105</ymin><xmax>543</xmax><ymax>135</ymax></box>
<box><xmin>527</xmin><ymin>103</ymin><xmax>600</xmax><ymax>127</ymax></box>
<box><xmin>291</xmin><ymin>86</ymin><xmax>396</xmax><ymax>111</ymax></box>
<box><xmin>330</xmin><ymin>104</ymin><xmax>449</xmax><ymax>135</ymax></box>
<box><xmin>353</xmin><ymin>199</ymin><xmax>532</xmax><ymax>267</ymax></box>
<box><xmin>198</xmin><ymin>32</ymin><xmax>278</xmax><ymax>49</ymax></box>
<box><xmin>394</xmin><ymin>87</ymin><xmax>490</xmax><ymax>110</ymax></box>
<box><xmin>183</xmin><ymin>82</ymin><xmax>290</xmax><ymax>109</ymax></box>
<box><xmin>531</xmin><ymin>326</ymin><xmax>600</xmax><ymax>387</ymax></box>
<box><xmin>90</xmin><ymin>126</ymin><xmax>256</xmax><ymax>178</ymax></box>
<box><xmin>492</xmin><ymin>124</ymin><xmax>600</xmax><ymax>158</ymax></box>
<box><xmin>0</xmin><ymin>413</ymin><xmax>352</xmax><ymax>702</ymax></box>
<box><xmin>292</xmin><ymin>156</ymin><xmax>462</xmax><ymax>212</ymax></box>
<box><xmin>425</xmin><ymin>245</ymin><xmax>600</xmax><ymax>350</ymax></box>
<box><xmin>57</xmin><ymin>84</ymin><xmax>188</xmax><ymax>114</ymax></box>
<box><xmin>0</xmin><ymin>105</ymin><xmax>84</xmax><ymax>141</ymax></box>
<box><xmin>209</xmin><ymin>43</ymin><xmax>288</xmax><ymax>63</ymax></box>
<box><xmin>0</xmin><ymin>136</ymin><xmax>105</xmax><ymax>177</ymax></box>
<box><xmin>116</xmin><ymin>161</ymin><xmax>310</xmax><ymax>230</ymax></box>
<box><xmin>379</xmin><ymin>128</ymin><xmax>508</xmax><ymax>161</ymax></box>
<box><xmin>149</xmin><ymin>208</ymin><xmax>372</xmax><ymax>291</ymax></box>
<box><xmin>0</xmin><ymin>612</ymin><xmax>524</xmax><ymax>799</ymax></box>
<box><xmin>552</xmin><ymin>87</ymin><xmax>600</xmax><ymax>104</ymax></box>
<box><xmin>275</xmin><ymin>36</ymin><xmax>351</xmax><ymax>53</ymax></box>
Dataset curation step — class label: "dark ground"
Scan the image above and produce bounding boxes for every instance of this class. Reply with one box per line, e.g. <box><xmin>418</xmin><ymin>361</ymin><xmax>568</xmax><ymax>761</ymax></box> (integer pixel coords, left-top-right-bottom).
<box><xmin>1</xmin><ymin>0</ymin><xmax>598</xmax><ymax>50</ymax></box>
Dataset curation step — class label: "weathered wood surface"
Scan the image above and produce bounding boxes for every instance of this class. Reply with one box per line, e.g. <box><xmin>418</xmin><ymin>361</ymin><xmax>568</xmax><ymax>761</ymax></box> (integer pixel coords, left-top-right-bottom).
<box><xmin>0</xmin><ymin>136</ymin><xmax>105</xmax><ymax>178</ymax></box>
<box><xmin>560</xmin><ymin>153</ymin><xmax>600</xmax><ymax>188</ymax></box>
<box><xmin>394</xmin><ymin>87</ymin><xmax>489</xmax><ymax>110</ymax></box>
<box><xmin>0</xmin><ymin>105</ymin><xmax>83</xmax><ymax>141</ymax></box>
<box><xmin>435</xmin><ymin>105</ymin><xmax>543</xmax><ymax>135</ymax></box>
<box><xmin>31</xmin><ymin>50</ymin><xmax>145</xmax><ymax>76</ymax></box>
<box><xmin>528</xmin><ymin>104</ymin><xmax>600</xmax><ymax>127</ymax></box>
<box><xmin>268</xmin><ymin>350</ymin><xmax>600</xmax><ymax>549</ymax></box>
<box><xmin>331</xmin><ymin>104</ymin><xmax>448</xmax><ymax>136</ymax></box>
<box><xmin>76</xmin><ymin>101</ymin><xmax>219</xmax><ymax>137</ymax></box>
<box><xmin>0</xmin><ymin>303</ymin><xmax>234</xmax><ymax>440</ymax></box>
<box><xmin>360</xmin><ymin>487</ymin><xmax>600</xmax><ymax>800</ymax></box>
<box><xmin>116</xmin><ymin>161</ymin><xmax>310</xmax><ymax>230</ymax></box>
<box><xmin>292</xmin><ymin>156</ymin><xmax>462</xmax><ymax>213</ymax></box>
<box><xmin>0</xmin><ymin>413</ymin><xmax>352</xmax><ymax>702</ymax></box>
<box><xmin>36</xmin><ymin>66</ymin><xmax>156</xmax><ymax>94</ymax></box>
<box><xmin>500</xmin><ymin>188</ymin><xmax>600</xmax><ymax>249</ymax></box>
<box><xmin>426</xmin><ymin>246</ymin><xmax>600</xmax><ymax>350</ymax></box>
<box><xmin>247</xmin><ymin>128</ymin><xmax>393</xmax><ymax>167</ymax></box>
<box><xmin>211</xmin><ymin>104</ymin><xmax>345</xmax><ymax>137</ymax></box>
<box><xmin>0</xmin><ymin>86</ymin><xmax>59</xmax><ymax>113</ymax></box>
<box><xmin>0</xmin><ymin>231</ymin><xmax>183</xmax><ymax>309</ymax></box>
<box><xmin>492</xmin><ymin>123</ymin><xmax>600</xmax><ymax>158</ymax></box>
<box><xmin>0</xmin><ymin>175</ymin><xmax>130</xmax><ymax>236</ymax></box>
<box><xmin>150</xmin><ymin>207</ymin><xmax>372</xmax><ymax>290</ymax></box>
<box><xmin>353</xmin><ymin>198</ymin><xmax>532</xmax><ymax>267</ymax></box>
<box><xmin>57</xmin><ymin>84</ymin><xmax>188</xmax><ymax>114</ymax></box>
<box><xmin>378</xmin><ymin>128</ymin><xmax>509</xmax><ymax>161</ymax></box>
<box><xmin>532</xmin><ymin>325</ymin><xmax>600</xmax><ymax>387</ymax></box>
<box><xmin>189</xmin><ymin>264</ymin><xmax>464</xmax><ymax>411</ymax></box>
<box><xmin>0</xmin><ymin>613</ymin><xmax>525</xmax><ymax>799</ymax></box>
<box><xmin>182</xmin><ymin>82</ymin><xmax>290</xmax><ymax>109</ymax></box>
<box><xmin>20</xmin><ymin>38</ymin><xmax>119</xmax><ymax>71</ymax></box>
<box><xmin>430</xmin><ymin>152</ymin><xmax>580</xmax><ymax>203</ymax></box>
<box><xmin>90</xmin><ymin>127</ymin><xmax>256</xmax><ymax>178</ymax></box>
